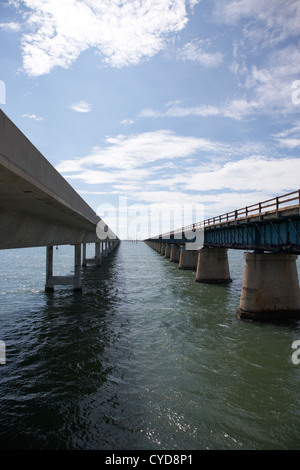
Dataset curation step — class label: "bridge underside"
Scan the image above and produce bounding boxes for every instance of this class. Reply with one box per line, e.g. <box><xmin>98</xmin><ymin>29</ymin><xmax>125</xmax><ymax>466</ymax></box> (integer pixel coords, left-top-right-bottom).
<box><xmin>0</xmin><ymin>110</ymin><xmax>116</xmax><ymax>249</ymax></box>
<box><xmin>0</xmin><ymin>161</ymin><xmax>102</xmax><ymax>249</ymax></box>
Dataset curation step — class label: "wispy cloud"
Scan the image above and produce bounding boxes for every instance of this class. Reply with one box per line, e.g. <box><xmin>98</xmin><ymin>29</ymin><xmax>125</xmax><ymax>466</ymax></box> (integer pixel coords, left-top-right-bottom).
<box><xmin>55</xmin><ymin>128</ymin><xmax>298</xmax><ymax>206</ymax></box>
<box><xmin>213</xmin><ymin>0</ymin><xmax>300</xmax><ymax>48</ymax></box>
<box><xmin>273</xmin><ymin>123</ymin><xmax>300</xmax><ymax>149</ymax></box>
<box><xmin>14</xmin><ymin>0</ymin><xmax>195</xmax><ymax>76</ymax></box>
<box><xmin>121</xmin><ymin>118</ymin><xmax>135</xmax><ymax>126</ymax></box>
<box><xmin>0</xmin><ymin>22</ymin><xmax>21</xmax><ymax>32</ymax></box>
<box><xmin>177</xmin><ymin>38</ymin><xmax>224</xmax><ymax>68</ymax></box>
<box><xmin>139</xmin><ymin>40</ymin><xmax>300</xmax><ymax>122</ymax></box>
<box><xmin>22</xmin><ymin>113</ymin><xmax>44</xmax><ymax>121</ymax></box>
<box><xmin>69</xmin><ymin>100</ymin><xmax>92</xmax><ymax>113</ymax></box>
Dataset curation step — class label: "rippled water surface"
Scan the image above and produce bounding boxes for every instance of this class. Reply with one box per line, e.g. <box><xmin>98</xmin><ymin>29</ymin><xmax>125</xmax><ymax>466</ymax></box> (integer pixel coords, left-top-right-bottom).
<box><xmin>0</xmin><ymin>242</ymin><xmax>300</xmax><ymax>450</ymax></box>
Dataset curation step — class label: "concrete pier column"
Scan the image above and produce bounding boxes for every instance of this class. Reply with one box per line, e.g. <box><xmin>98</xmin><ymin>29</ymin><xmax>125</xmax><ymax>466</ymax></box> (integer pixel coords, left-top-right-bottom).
<box><xmin>73</xmin><ymin>244</ymin><xmax>82</xmax><ymax>291</ymax></box>
<box><xmin>165</xmin><ymin>244</ymin><xmax>171</xmax><ymax>258</ymax></box>
<box><xmin>179</xmin><ymin>246</ymin><xmax>198</xmax><ymax>270</ymax></box>
<box><xmin>45</xmin><ymin>244</ymin><xmax>82</xmax><ymax>291</ymax></box>
<box><xmin>161</xmin><ymin>243</ymin><xmax>166</xmax><ymax>255</ymax></box>
<box><xmin>45</xmin><ymin>245</ymin><xmax>54</xmax><ymax>292</ymax></box>
<box><xmin>95</xmin><ymin>241</ymin><xmax>101</xmax><ymax>266</ymax></box>
<box><xmin>103</xmin><ymin>241</ymin><xmax>108</xmax><ymax>257</ymax></box>
<box><xmin>170</xmin><ymin>244</ymin><xmax>181</xmax><ymax>263</ymax></box>
<box><xmin>195</xmin><ymin>247</ymin><xmax>231</xmax><ymax>283</ymax></box>
<box><xmin>82</xmin><ymin>243</ymin><xmax>87</xmax><ymax>267</ymax></box>
<box><xmin>237</xmin><ymin>252</ymin><xmax>300</xmax><ymax>321</ymax></box>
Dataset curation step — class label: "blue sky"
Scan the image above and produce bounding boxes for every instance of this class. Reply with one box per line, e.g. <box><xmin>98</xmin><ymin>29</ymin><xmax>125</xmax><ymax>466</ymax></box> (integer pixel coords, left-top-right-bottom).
<box><xmin>0</xmin><ymin>0</ymin><xmax>300</xmax><ymax>239</ymax></box>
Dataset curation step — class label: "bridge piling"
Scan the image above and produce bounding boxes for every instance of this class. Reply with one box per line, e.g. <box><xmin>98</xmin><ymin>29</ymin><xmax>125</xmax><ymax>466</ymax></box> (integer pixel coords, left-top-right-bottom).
<box><xmin>165</xmin><ymin>244</ymin><xmax>171</xmax><ymax>258</ymax></box>
<box><xmin>237</xmin><ymin>252</ymin><xmax>300</xmax><ymax>321</ymax></box>
<box><xmin>45</xmin><ymin>244</ymin><xmax>82</xmax><ymax>292</ymax></box>
<box><xmin>179</xmin><ymin>245</ymin><xmax>198</xmax><ymax>270</ymax></box>
<box><xmin>170</xmin><ymin>244</ymin><xmax>181</xmax><ymax>263</ymax></box>
<box><xmin>82</xmin><ymin>242</ymin><xmax>101</xmax><ymax>267</ymax></box>
<box><xmin>195</xmin><ymin>247</ymin><xmax>232</xmax><ymax>283</ymax></box>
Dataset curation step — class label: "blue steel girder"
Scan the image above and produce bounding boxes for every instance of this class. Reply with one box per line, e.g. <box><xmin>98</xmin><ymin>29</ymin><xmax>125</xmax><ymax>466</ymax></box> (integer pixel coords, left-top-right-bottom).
<box><xmin>203</xmin><ymin>216</ymin><xmax>300</xmax><ymax>253</ymax></box>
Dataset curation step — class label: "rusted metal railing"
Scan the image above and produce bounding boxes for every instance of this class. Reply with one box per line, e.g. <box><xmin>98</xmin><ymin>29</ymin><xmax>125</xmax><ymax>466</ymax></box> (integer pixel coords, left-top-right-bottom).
<box><xmin>182</xmin><ymin>190</ymin><xmax>300</xmax><ymax>232</ymax></box>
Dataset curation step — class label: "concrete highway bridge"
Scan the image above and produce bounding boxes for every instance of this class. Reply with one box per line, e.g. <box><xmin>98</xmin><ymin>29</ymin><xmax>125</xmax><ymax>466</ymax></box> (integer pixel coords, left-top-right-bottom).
<box><xmin>0</xmin><ymin>110</ymin><xmax>120</xmax><ymax>291</ymax></box>
<box><xmin>145</xmin><ymin>191</ymin><xmax>300</xmax><ymax>321</ymax></box>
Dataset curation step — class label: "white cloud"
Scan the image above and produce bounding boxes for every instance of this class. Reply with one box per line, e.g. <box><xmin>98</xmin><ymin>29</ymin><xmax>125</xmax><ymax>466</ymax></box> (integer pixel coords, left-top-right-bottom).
<box><xmin>55</xmin><ymin>127</ymin><xmax>297</xmax><ymax>198</ymax></box>
<box><xmin>177</xmin><ymin>38</ymin><xmax>224</xmax><ymax>68</ymax></box>
<box><xmin>213</xmin><ymin>0</ymin><xmax>300</xmax><ymax>47</ymax></box>
<box><xmin>121</xmin><ymin>118</ymin><xmax>135</xmax><ymax>125</ymax></box>
<box><xmin>139</xmin><ymin>102</ymin><xmax>221</xmax><ymax>118</ymax></box>
<box><xmin>55</xmin><ymin>126</ymin><xmax>299</xmax><ymax>230</ymax></box>
<box><xmin>22</xmin><ymin>113</ymin><xmax>44</xmax><ymax>121</ymax></box>
<box><xmin>140</xmin><ymin>42</ymin><xmax>300</xmax><ymax>121</ymax></box>
<box><xmin>15</xmin><ymin>0</ymin><xmax>193</xmax><ymax>76</ymax></box>
<box><xmin>0</xmin><ymin>22</ymin><xmax>21</xmax><ymax>32</ymax></box>
<box><xmin>185</xmin><ymin>156</ymin><xmax>300</xmax><ymax>193</ymax></box>
<box><xmin>273</xmin><ymin>123</ymin><xmax>300</xmax><ymax>149</ymax></box>
<box><xmin>69</xmin><ymin>100</ymin><xmax>92</xmax><ymax>113</ymax></box>
<box><xmin>56</xmin><ymin>130</ymin><xmax>227</xmax><ymax>175</ymax></box>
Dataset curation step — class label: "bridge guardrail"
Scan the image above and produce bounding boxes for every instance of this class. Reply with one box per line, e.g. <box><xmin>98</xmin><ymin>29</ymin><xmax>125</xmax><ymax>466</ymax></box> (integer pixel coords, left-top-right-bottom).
<box><xmin>182</xmin><ymin>190</ymin><xmax>300</xmax><ymax>232</ymax></box>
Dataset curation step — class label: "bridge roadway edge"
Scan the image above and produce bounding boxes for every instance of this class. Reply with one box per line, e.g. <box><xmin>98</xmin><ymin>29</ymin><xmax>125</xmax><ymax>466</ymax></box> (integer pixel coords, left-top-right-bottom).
<box><xmin>0</xmin><ymin>109</ymin><xmax>120</xmax><ymax>291</ymax></box>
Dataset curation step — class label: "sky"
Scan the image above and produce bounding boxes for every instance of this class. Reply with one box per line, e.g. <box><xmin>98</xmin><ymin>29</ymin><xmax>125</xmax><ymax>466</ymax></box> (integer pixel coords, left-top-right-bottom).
<box><xmin>0</xmin><ymin>0</ymin><xmax>300</xmax><ymax>239</ymax></box>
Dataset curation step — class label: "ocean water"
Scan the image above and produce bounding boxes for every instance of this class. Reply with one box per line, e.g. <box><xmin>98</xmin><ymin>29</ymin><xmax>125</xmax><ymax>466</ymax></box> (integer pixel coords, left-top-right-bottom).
<box><xmin>0</xmin><ymin>241</ymin><xmax>300</xmax><ymax>450</ymax></box>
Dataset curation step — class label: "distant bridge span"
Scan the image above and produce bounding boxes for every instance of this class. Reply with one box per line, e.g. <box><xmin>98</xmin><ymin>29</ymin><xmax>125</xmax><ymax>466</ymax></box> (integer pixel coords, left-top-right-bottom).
<box><xmin>145</xmin><ymin>191</ymin><xmax>300</xmax><ymax>321</ymax></box>
<box><xmin>146</xmin><ymin>190</ymin><xmax>300</xmax><ymax>254</ymax></box>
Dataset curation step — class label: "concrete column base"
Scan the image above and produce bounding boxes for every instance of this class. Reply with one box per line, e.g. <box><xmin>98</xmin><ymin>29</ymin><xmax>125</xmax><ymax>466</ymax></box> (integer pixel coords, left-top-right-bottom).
<box><xmin>179</xmin><ymin>249</ymin><xmax>198</xmax><ymax>270</ymax></box>
<box><xmin>195</xmin><ymin>247</ymin><xmax>231</xmax><ymax>283</ymax></box>
<box><xmin>165</xmin><ymin>244</ymin><xmax>171</xmax><ymax>258</ymax></box>
<box><xmin>237</xmin><ymin>252</ymin><xmax>300</xmax><ymax>321</ymax></box>
<box><xmin>170</xmin><ymin>244</ymin><xmax>181</xmax><ymax>263</ymax></box>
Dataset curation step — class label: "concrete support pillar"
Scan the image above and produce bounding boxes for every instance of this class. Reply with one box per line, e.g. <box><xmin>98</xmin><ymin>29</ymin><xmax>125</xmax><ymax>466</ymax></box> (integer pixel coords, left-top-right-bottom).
<box><xmin>45</xmin><ymin>244</ymin><xmax>82</xmax><ymax>292</ymax></box>
<box><xmin>195</xmin><ymin>247</ymin><xmax>231</xmax><ymax>283</ymax></box>
<box><xmin>82</xmin><ymin>242</ymin><xmax>101</xmax><ymax>267</ymax></box>
<box><xmin>45</xmin><ymin>245</ymin><xmax>54</xmax><ymax>292</ymax></box>
<box><xmin>103</xmin><ymin>241</ymin><xmax>108</xmax><ymax>257</ymax></box>
<box><xmin>82</xmin><ymin>243</ymin><xmax>87</xmax><ymax>267</ymax></box>
<box><xmin>95</xmin><ymin>241</ymin><xmax>101</xmax><ymax>266</ymax></box>
<box><xmin>237</xmin><ymin>252</ymin><xmax>300</xmax><ymax>321</ymax></box>
<box><xmin>160</xmin><ymin>243</ymin><xmax>165</xmax><ymax>255</ymax></box>
<box><xmin>179</xmin><ymin>246</ymin><xmax>198</xmax><ymax>270</ymax></box>
<box><xmin>170</xmin><ymin>244</ymin><xmax>180</xmax><ymax>263</ymax></box>
<box><xmin>165</xmin><ymin>244</ymin><xmax>171</xmax><ymax>258</ymax></box>
<box><xmin>73</xmin><ymin>244</ymin><xmax>82</xmax><ymax>291</ymax></box>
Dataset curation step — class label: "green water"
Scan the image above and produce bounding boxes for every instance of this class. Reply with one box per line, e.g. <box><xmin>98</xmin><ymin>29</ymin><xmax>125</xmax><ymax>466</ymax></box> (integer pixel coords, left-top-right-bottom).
<box><xmin>0</xmin><ymin>242</ymin><xmax>300</xmax><ymax>449</ymax></box>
